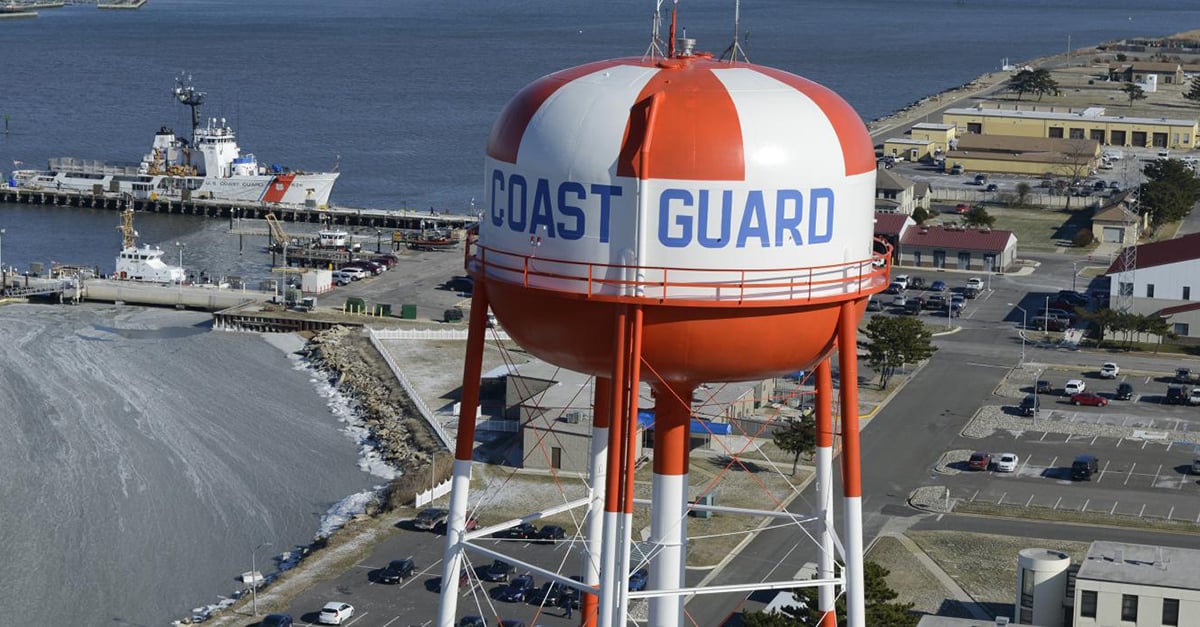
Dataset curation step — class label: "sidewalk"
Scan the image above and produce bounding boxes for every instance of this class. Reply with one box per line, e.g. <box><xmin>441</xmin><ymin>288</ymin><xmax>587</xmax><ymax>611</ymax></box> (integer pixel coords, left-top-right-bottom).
<box><xmin>882</xmin><ymin>532</ymin><xmax>993</xmax><ymax>622</ymax></box>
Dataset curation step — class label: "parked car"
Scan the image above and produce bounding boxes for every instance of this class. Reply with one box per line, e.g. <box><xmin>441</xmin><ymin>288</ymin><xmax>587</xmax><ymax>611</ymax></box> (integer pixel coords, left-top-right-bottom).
<box><xmin>985</xmin><ymin>183</ymin><xmax>998</xmax><ymax>192</ymax></box>
<box><xmin>1115</xmin><ymin>382</ymin><xmax>1134</xmax><ymax>400</ymax></box>
<box><xmin>496</xmin><ymin>522</ymin><xmax>539</xmax><ymax>541</ymax></box>
<box><xmin>1071</xmin><ymin>392</ymin><xmax>1108</xmax><ymax>407</ymax></box>
<box><xmin>924</xmin><ymin>294</ymin><xmax>947</xmax><ymax>310</ymax></box>
<box><xmin>966</xmin><ymin>277</ymin><xmax>984</xmax><ymax>290</ymax></box>
<box><xmin>904</xmin><ymin>297</ymin><xmax>924</xmax><ymax>315</ymax></box>
<box><xmin>331</xmin><ymin>270</ymin><xmax>353</xmax><ymax>286</ymax></box>
<box><xmin>1070</xmin><ymin>455</ymin><xmax>1099</xmax><ymax>481</ymax></box>
<box><xmin>1166</xmin><ymin>384</ymin><xmax>1191</xmax><ymax>405</ymax></box>
<box><xmin>866</xmin><ymin>298</ymin><xmax>883</xmax><ymax>312</ymax></box>
<box><xmin>339</xmin><ymin>266</ymin><xmax>368</xmax><ymax>280</ymax></box>
<box><xmin>950</xmin><ymin>164</ymin><xmax>965</xmax><ymax>175</ymax></box>
<box><xmin>967</xmin><ymin>451</ymin><xmax>992</xmax><ymax>471</ymax></box>
<box><xmin>414</xmin><ymin>508</ymin><xmax>449</xmax><ymax>531</ymax></box>
<box><xmin>893</xmin><ymin>275</ymin><xmax>910</xmax><ymax>290</ymax></box>
<box><xmin>378</xmin><ymin>558</ymin><xmax>415</xmax><ymax>584</ymax></box>
<box><xmin>1043</xmin><ymin>308</ymin><xmax>1075</xmax><ymax>321</ymax></box>
<box><xmin>432</xmin><ymin>516</ymin><xmax>478</xmax><ymax>534</ymax></box>
<box><xmin>261</xmin><ymin>615</ymin><xmax>294</xmax><ymax>627</ymax></box>
<box><xmin>953</xmin><ymin>203</ymin><xmax>970</xmax><ymax>214</ymax></box>
<box><xmin>628</xmin><ymin>568</ymin><xmax>650</xmax><ymax>592</ymax></box>
<box><xmin>1189</xmin><ymin>388</ymin><xmax>1200</xmax><ymax>406</ymax></box>
<box><xmin>892</xmin><ymin>294</ymin><xmax>908</xmax><ymax>307</ymax></box>
<box><xmin>317</xmin><ymin>602</ymin><xmax>355</xmax><ymax>625</ymax></box>
<box><xmin>529</xmin><ymin>581</ymin><xmax>580</xmax><ymax>608</ymax></box>
<box><xmin>1032</xmin><ymin>316</ymin><xmax>1069</xmax><ymax>332</ymax></box>
<box><xmin>497</xmin><ymin>574</ymin><xmax>536</xmax><ymax>602</ymax></box>
<box><xmin>995</xmin><ymin>453</ymin><xmax>1019</xmax><ymax>473</ymax></box>
<box><xmin>1064</xmin><ymin>380</ymin><xmax>1086</xmax><ymax>395</ymax></box>
<box><xmin>930</xmin><ymin>280</ymin><xmax>947</xmax><ymax>292</ymax></box>
<box><xmin>908</xmin><ymin>277</ymin><xmax>926</xmax><ymax>289</ymax></box>
<box><xmin>963</xmin><ymin>286</ymin><xmax>980</xmax><ymax>299</ymax></box>
<box><xmin>1035</xmin><ymin>380</ymin><xmax>1054</xmax><ymax>394</ymax></box>
<box><xmin>1175</xmin><ymin>368</ymin><xmax>1192</xmax><ymax>383</ymax></box>
<box><xmin>974</xmin><ymin>174</ymin><xmax>989</xmax><ymax>185</ymax></box>
<box><xmin>1056</xmin><ymin>291</ymin><xmax>1089</xmax><ymax>307</ymax></box>
<box><xmin>1018</xmin><ymin>394</ymin><xmax>1038</xmax><ymax>417</ymax></box>
<box><xmin>458</xmin><ymin>618</ymin><xmax>487</xmax><ymax>627</ymax></box>
<box><xmin>536</xmin><ymin>525</ymin><xmax>566</xmax><ymax>544</ymax></box>
<box><xmin>1099</xmin><ymin>363</ymin><xmax>1120</xmax><ymax>379</ymax></box>
<box><xmin>484</xmin><ymin>559</ymin><xmax>516</xmax><ymax>582</ymax></box>
<box><xmin>885</xmin><ymin>282</ymin><xmax>905</xmax><ymax>295</ymax></box>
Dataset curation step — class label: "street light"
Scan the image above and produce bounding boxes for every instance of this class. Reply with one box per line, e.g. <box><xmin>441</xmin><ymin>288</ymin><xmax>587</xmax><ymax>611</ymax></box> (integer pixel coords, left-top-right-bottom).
<box><xmin>251</xmin><ymin>541</ymin><xmax>272</xmax><ymax>616</ymax></box>
<box><xmin>0</xmin><ymin>227</ymin><xmax>6</xmax><ymax>288</ymax></box>
<box><xmin>1009</xmin><ymin>303</ymin><xmax>1027</xmax><ymax>365</ymax></box>
<box><xmin>376</xmin><ymin>229</ymin><xmax>382</xmax><ymax>254</ymax></box>
<box><xmin>1071</xmin><ymin>260</ymin><xmax>1080</xmax><ymax>293</ymax></box>
<box><xmin>1044</xmin><ymin>295</ymin><xmax>1051</xmax><ymax>333</ymax></box>
<box><xmin>175</xmin><ymin>242</ymin><xmax>185</xmax><ymax>283</ymax></box>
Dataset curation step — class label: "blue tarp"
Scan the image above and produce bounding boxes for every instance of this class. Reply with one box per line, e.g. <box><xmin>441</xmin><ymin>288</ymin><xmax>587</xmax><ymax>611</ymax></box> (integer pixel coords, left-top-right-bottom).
<box><xmin>636</xmin><ymin>410</ymin><xmax>732</xmax><ymax>436</ymax></box>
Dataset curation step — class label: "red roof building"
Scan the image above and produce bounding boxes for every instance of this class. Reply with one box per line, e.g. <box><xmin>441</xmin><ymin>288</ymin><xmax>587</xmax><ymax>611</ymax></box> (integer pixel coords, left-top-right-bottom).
<box><xmin>1105</xmin><ymin>233</ymin><xmax>1200</xmax><ymax>338</ymax></box>
<box><xmin>896</xmin><ymin>223</ymin><xmax>1018</xmax><ymax>272</ymax></box>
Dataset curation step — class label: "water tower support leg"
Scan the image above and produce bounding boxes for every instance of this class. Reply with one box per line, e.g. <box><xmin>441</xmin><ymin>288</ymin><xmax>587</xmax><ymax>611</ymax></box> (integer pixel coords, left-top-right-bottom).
<box><xmin>815</xmin><ymin>358</ymin><xmax>838</xmax><ymax>627</ymax></box>
<box><xmin>617</xmin><ymin>305</ymin><xmax>644</xmax><ymax>624</ymax></box>
<box><xmin>580</xmin><ymin>377</ymin><xmax>612</xmax><ymax>627</ymax></box>
<box><xmin>649</xmin><ymin>380</ymin><xmax>692</xmax><ymax>627</ymax></box>
<box><xmin>837</xmin><ymin>301</ymin><xmax>866</xmax><ymax>627</ymax></box>
<box><xmin>435</xmin><ymin>283</ymin><xmax>490</xmax><ymax>627</ymax></box>
<box><xmin>598</xmin><ymin>308</ymin><xmax>630</xmax><ymax>627</ymax></box>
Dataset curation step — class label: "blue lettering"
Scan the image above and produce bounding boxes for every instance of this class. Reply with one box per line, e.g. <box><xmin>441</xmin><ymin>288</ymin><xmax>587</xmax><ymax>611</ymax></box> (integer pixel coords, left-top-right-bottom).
<box><xmin>590</xmin><ymin>184</ymin><xmax>621</xmax><ymax>244</ymax></box>
<box><xmin>658</xmin><ymin>189</ymin><xmax>693</xmax><ymax>248</ymax></box>
<box><xmin>775</xmin><ymin>189</ymin><xmax>803</xmax><ymax>246</ymax></box>
<box><xmin>556</xmin><ymin>182</ymin><xmax>586</xmax><ymax>240</ymax></box>
<box><xmin>490</xmin><ymin>169</ymin><xmax>505</xmax><ymax>227</ymax></box>
<box><xmin>736</xmin><ymin>190</ymin><xmax>770</xmax><ymax>248</ymax></box>
<box><xmin>808</xmin><ymin>188</ymin><xmax>834</xmax><ymax>244</ymax></box>
<box><xmin>696</xmin><ymin>190</ymin><xmax>731</xmax><ymax>248</ymax></box>
<box><xmin>506</xmin><ymin>174</ymin><xmax>527</xmax><ymax>232</ymax></box>
<box><xmin>529</xmin><ymin>178</ymin><xmax>555</xmax><ymax>238</ymax></box>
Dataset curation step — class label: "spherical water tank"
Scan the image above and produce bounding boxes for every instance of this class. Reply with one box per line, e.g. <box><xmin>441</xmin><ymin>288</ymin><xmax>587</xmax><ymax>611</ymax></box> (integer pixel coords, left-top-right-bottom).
<box><xmin>477</xmin><ymin>53</ymin><xmax>884</xmax><ymax>382</ymax></box>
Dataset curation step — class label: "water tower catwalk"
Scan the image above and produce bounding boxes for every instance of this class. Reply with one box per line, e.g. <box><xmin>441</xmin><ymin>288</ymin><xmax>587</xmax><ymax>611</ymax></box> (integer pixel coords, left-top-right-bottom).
<box><xmin>436</xmin><ymin>25</ymin><xmax>886</xmax><ymax>627</ymax></box>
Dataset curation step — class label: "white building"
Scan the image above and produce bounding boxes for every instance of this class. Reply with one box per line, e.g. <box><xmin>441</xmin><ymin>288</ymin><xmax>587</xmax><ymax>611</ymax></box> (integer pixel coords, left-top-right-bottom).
<box><xmin>1073</xmin><ymin>541</ymin><xmax>1200</xmax><ymax>627</ymax></box>
<box><xmin>1106</xmin><ymin>233</ymin><xmax>1200</xmax><ymax>338</ymax></box>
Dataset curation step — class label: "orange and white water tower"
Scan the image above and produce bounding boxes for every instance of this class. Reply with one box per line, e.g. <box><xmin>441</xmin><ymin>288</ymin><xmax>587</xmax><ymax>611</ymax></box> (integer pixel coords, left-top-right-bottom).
<box><xmin>437</xmin><ymin>29</ymin><xmax>886</xmax><ymax>627</ymax></box>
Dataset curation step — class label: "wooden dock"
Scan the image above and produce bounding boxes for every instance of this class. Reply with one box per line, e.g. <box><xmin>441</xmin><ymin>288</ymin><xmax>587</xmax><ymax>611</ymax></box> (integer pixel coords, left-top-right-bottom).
<box><xmin>0</xmin><ymin>185</ymin><xmax>478</xmax><ymax>231</ymax></box>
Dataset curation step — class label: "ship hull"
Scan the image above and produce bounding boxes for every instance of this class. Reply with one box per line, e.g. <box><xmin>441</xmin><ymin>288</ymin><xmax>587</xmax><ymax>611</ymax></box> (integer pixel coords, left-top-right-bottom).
<box><xmin>14</xmin><ymin>170</ymin><xmax>339</xmax><ymax>207</ymax></box>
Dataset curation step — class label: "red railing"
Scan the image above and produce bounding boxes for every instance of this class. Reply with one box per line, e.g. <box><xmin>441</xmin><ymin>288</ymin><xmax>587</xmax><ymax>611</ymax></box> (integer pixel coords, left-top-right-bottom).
<box><xmin>465</xmin><ymin>237</ymin><xmax>891</xmax><ymax>307</ymax></box>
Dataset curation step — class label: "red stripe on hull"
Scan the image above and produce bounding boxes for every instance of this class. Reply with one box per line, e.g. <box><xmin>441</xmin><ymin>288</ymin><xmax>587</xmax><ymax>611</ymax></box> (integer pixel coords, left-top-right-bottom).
<box><xmin>262</xmin><ymin>173</ymin><xmax>296</xmax><ymax>204</ymax></box>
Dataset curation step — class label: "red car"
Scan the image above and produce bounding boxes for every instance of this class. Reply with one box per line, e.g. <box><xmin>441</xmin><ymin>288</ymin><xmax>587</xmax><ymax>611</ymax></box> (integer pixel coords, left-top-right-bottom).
<box><xmin>967</xmin><ymin>451</ymin><xmax>992</xmax><ymax>471</ymax></box>
<box><xmin>1070</xmin><ymin>393</ymin><xmax>1108</xmax><ymax>407</ymax></box>
<box><xmin>954</xmin><ymin>203</ymin><xmax>970</xmax><ymax>214</ymax></box>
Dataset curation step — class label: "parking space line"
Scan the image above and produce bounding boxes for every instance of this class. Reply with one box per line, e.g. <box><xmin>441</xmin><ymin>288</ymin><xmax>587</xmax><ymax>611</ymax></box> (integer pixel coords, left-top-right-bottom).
<box><xmin>1123</xmin><ymin>416</ymin><xmax>1131</xmax><ymax>426</ymax></box>
<box><xmin>1167</xmin><ymin>440</ymin><xmax>1175</xmax><ymax>452</ymax></box>
<box><xmin>1152</xmin><ymin>464</ymin><xmax>1162</xmax><ymax>487</ymax></box>
<box><xmin>1082</xmin><ymin>499</ymin><xmax>1090</xmax><ymax>512</ymax></box>
<box><xmin>345</xmin><ymin>612</ymin><xmax>369</xmax><ymax>625</ymax></box>
<box><xmin>1039</xmin><ymin>432</ymin><xmax>1049</xmax><ymax>441</ymax></box>
<box><xmin>1145</xmin><ymin>375</ymin><xmax>1152</xmax><ymax>384</ymax></box>
<box><xmin>998</xmin><ymin>492</ymin><xmax>1007</xmax><ymax>505</ymax></box>
<box><xmin>1091</xmin><ymin>435</ymin><xmax>1098</xmax><ymax>445</ymax></box>
<box><xmin>1054</xmin><ymin>497</ymin><xmax>1062</xmax><ymax>510</ymax></box>
<box><xmin>1110</xmin><ymin>501</ymin><xmax>1118</xmax><ymax>515</ymax></box>
<box><xmin>1140</xmin><ymin>504</ymin><xmax>1146</xmax><ymax>517</ymax></box>
<box><xmin>1049</xmin><ymin>456</ymin><xmax>1058</xmax><ymax>469</ymax></box>
<box><xmin>380</xmin><ymin>618</ymin><xmax>404</xmax><ymax>627</ymax></box>
<box><xmin>1142</xmin><ymin>440</ymin><xmax>1149</xmax><ymax>450</ymax></box>
<box><xmin>1116</xmin><ymin>438</ymin><xmax>1123</xmax><ymax>448</ymax></box>
<box><xmin>1026</xmin><ymin>495</ymin><xmax>1034</xmax><ymax>507</ymax></box>
<box><xmin>1125</xmin><ymin>463</ymin><xmax>1136</xmax><ymax>485</ymax></box>
<box><xmin>1169</xmin><ymin>506</ymin><xmax>1175</xmax><ymax>520</ymax></box>
<box><xmin>970</xmin><ymin>489</ymin><xmax>979</xmax><ymax>502</ymax></box>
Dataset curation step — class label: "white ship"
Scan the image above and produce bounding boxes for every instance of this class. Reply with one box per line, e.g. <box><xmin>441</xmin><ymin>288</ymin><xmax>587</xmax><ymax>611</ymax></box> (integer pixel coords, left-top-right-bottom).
<box><xmin>113</xmin><ymin>207</ymin><xmax>185</xmax><ymax>283</ymax></box>
<box><xmin>10</xmin><ymin>74</ymin><xmax>339</xmax><ymax>207</ymax></box>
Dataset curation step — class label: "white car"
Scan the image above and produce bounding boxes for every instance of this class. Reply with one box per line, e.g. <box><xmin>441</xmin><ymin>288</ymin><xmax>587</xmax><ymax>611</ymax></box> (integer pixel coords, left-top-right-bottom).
<box><xmin>1190</xmin><ymin>388</ymin><xmax>1200</xmax><ymax>406</ymax></box>
<box><xmin>1099</xmin><ymin>362</ymin><xmax>1120</xmax><ymax>379</ymax></box>
<box><xmin>1064</xmin><ymin>379</ymin><xmax>1086</xmax><ymax>395</ymax></box>
<box><xmin>893</xmin><ymin>275</ymin><xmax>909</xmax><ymax>290</ymax></box>
<box><xmin>966</xmin><ymin>277</ymin><xmax>984</xmax><ymax>290</ymax></box>
<box><xmin>339</xmin><ymin>267</ymin><xmax>368</xmax><ymax>281</ymax></box>
<box><xmin>318</xmin><ymin>602</ymin><xmax>355</xmax><ymax>625</ymax></box>
<box><xmin>995</xmin><ymin>453</ymin><xmax>1019</xmax><ymax>473</ymax></box>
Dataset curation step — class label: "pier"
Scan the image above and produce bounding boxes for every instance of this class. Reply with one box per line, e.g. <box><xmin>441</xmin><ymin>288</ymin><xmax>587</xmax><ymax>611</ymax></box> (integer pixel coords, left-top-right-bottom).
<box><xmin>0</xmin><ymin>185</ymin><xmax>479</xmax><ymax>231</ymax></box>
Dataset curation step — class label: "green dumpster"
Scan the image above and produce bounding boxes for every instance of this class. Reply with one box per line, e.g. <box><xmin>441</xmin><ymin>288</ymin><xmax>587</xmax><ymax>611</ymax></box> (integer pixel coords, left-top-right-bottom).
<box><xmin>400</xmin><ymin>304</ymin><xmax>417</xmax><ymax>320</ymax></box>
<box><xmin>345</xmin><ymin>297</ymin><xmax>367</xmax><ymax>314</ymax></box>
<box><xmin>373</xmin><ymin>303</ymin><xmax>392</xmax><ymax>317</ymax></box>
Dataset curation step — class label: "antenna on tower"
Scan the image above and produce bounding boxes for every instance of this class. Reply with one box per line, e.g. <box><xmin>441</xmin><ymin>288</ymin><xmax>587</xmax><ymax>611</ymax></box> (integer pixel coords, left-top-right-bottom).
<box><xmin>644</xmin><ymin>0</ymin><xmax>666</xmax><ymax>60</ymax></box>
<box><xmin>720</xmin><ymin>0</ymin><xmax>750</xmax><ymax>63</ymax></box>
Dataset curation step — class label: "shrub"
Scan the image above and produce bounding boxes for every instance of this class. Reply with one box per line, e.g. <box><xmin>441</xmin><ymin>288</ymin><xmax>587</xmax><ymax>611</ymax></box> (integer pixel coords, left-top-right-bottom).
<box><xmin>1073</xmin><ymin>229</ymin><xmax>1095</xmax><ymax>247</ymax></box>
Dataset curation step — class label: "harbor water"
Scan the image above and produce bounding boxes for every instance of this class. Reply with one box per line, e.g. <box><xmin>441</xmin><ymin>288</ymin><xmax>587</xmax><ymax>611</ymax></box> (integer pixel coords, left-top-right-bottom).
<box><xmin>1</xmin><ymin>0</ymin><xmax>1199</xmax><ymax>624</ymax></box>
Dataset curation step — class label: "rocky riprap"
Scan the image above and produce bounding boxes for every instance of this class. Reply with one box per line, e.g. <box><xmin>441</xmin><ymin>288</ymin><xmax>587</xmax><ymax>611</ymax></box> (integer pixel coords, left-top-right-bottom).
<box><xmin>300</xmin><ymin>326</ymin><xmax>440</xmax><ymax>472</ymax></box>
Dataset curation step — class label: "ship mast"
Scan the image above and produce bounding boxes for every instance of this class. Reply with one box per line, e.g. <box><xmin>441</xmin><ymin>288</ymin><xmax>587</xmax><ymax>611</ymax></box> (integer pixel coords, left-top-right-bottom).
<box><xmin>172</xmin><ymin>73</ymin><xmax>206</xmax><ymax>164</ymax></box>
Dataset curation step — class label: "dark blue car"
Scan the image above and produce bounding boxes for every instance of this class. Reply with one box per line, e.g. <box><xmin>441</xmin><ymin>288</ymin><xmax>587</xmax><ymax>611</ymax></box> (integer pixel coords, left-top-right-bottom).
<box><xmin>628</xmin><ymin>568</ymin><xmax>649</xmax><ymax>591</ymax></box>
<box><xmin>261</xmin><ymin>615</ymin><xmax>293</xmax><ymax>627</ymax></box>
<box><xmin>497</xmin><ymin>574</ymin><xmax>536</xmax><ymax>602</ymax></box>
<box><xmin>930</xmin><ymin>280</ymin><xmax>947</xmax><ymax>292</ymax></box>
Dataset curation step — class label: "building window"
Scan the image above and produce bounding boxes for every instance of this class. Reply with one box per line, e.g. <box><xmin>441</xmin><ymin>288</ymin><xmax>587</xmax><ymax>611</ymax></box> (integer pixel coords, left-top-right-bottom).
<box><xmin>1163</xmin><ymin>598</ymin><xmax>1179</xmax><ymax>626</ymax></box>
<box><xmin>1091</xmin><ymin>129</ymin><xmax>1106</xmax><ymax>143</ymax></box>
<box><xmin>1147</xmin><ymin>284</ymin><xmax>1155</xmax><ymax>298</ymax></box>
<box><xmin>967</xmin><ymin>122</ymin><xmax>982</xmax><ymax>134</ymax></box>
<box><xmin>1069</xmin><ymin>127</ymin><xmax>1085</xmax><ymax>139</ymax></box>
<box><xmin>1121</xmin><ymin>594</ymin><xmax>1138</xmax><ymax>621</ymax></box>
<box><xmin>1049</xmin><ymin>127</ymin><xmax>1064</xmax><ymax>138</ymax></box>
<box><xmin>1020</xmin><ymin>569</ymin><xmax>1034</xmax><ymax>608</ymax></box>
<box><xmin>1175</xmin><ymin>322</ymin><xmax>1190</xmax><ymax>336</ymax></box>
<box><xmin>1081</xmin><ymin>590</ymin><xmax>1097</xmax><ymax>618</ymax></box>
<box><xmin>1184</xmin><ymin>286</ymin><xmax>1191</xmax><ymax>300</ymax></box>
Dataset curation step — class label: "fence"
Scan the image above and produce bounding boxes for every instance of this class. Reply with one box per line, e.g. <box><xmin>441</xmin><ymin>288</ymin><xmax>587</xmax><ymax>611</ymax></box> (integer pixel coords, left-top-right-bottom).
<box><xmin>366</xmin><ymin>327</ymin><xmax>453</xmax><ymax>450</ymax></box>
<box><xmin>371</xmin><ymin>327</ymin><xmax>511</xmax><ymax>341</ymax></box>
<box><xmin>929</xmin><ymin>185</ymin><xmax>1103</xmax><ymax>211</ymax></box>
<box><xmin>414</xmin><ymin>478</ymin><xmax>454</xmax><ymax>508</ymax></box>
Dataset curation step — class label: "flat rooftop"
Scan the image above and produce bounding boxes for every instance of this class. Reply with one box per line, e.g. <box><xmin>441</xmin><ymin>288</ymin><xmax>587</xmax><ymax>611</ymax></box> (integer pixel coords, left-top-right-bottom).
<box><xmin>944</xmin><ymin>106</ymin><xmax>1197</xmax><ymax>127</ymax></box>
<box><xmin>1076</xmin><ymin>541</ymin><xmax>1200</xmax><ymax>590</ymax></box>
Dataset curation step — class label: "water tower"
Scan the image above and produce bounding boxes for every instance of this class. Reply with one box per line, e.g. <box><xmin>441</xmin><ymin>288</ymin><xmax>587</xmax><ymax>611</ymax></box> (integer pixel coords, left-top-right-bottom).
<box><xmin>437</xmin><ymin>25</ymin><xmax>886</xmax><ymax>627</ymax></box>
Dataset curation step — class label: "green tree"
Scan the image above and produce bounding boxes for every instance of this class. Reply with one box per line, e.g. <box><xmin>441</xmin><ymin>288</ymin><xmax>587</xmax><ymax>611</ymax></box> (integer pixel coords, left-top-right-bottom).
<box><xmin>1008</xmin><ymin>68</ymin><xmax>1037</xmax><ymax>101</ymax></box>
<box><xmin>863</xmin><ymin>316</ymin><xmax>936</xmax><ymax>388</ymax></box>
<box><xmin>911</xmin><ymin>206</ymin><xmax>930</xmax><ymax>225</ymax></box>
<box><xmin>1185</xmin><ymin>76</ymin><xmax>1200</xmax><ymax>105</ymax></box>
<box><xmin>742</xmin><ymin>562</ymin><xmax>919</xmax><ymax>627</ymax></box>
<box><xmin>1008</xmin><ymin>68</ymin><xmax>1058</xmax><ymax>101</ymax></box>
<box><xmin>1080</xmin><ymin>308</ymin><xmax>1121</xmax><ymax>347</ymax></box>
<box><xmin>1140</xmin><ymin>158</ymin><xmax>1200</xmax><ymax>227</ymax></box>
<box><xmin>773</xmin><ymin>416</ymin><xmax>816</xmax><ymax>476</ymax></box>
<box><xmin>1122</xmin><ymin>82</ymin><xmax>1146</xmax><ymax>107</ymax></box>
<box><xmin>962</xmin><ymin>205</ymin><xmax>996</xmax><ymax>228</ymax></box>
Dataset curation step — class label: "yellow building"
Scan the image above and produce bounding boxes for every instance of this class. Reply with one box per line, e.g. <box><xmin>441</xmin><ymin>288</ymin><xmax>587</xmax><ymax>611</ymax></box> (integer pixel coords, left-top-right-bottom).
<box><xmin>943</xmin><ymin>105</ymin><xmax>1198</xmax><ymax>150</ymax></box>
<box><xmin>909</xmin><ymin>122</ymin><xmax>957</xmax><ymax>152</ymax></box>
<box><xmin>944</xmin><ymin>134</ymin><xmax>1101</xmax><ymax>177</ymax></box>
